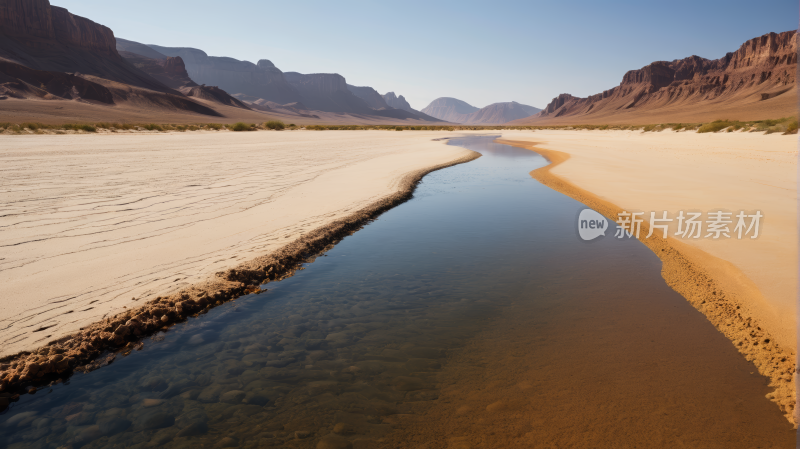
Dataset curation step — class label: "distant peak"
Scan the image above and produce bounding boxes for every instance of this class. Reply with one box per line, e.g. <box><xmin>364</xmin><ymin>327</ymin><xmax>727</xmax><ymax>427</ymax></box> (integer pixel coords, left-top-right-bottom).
<box><xmin>257</xmin><ymin>59</ymin><xmax>275</xmax><ymax>69</ymax></box>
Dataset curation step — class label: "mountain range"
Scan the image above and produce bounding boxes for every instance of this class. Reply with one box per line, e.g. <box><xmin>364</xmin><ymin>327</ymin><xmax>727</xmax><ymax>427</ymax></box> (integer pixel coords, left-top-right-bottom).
<box><xmin>0</xmin><ymin>0</ymin><xmax>447</xmax><ymax>124</ymax></box>
<box><xmin>117</xmin><ymin>39</ymin><xmax>439</xmax><ymax>122</ymax></box>
<box><xmin>421</xmin><ymin>98</ymin><xmax>542</xmax><ymax>124</ymax></box>
<box><xmin>510</xmin><ymin>30</ymin><xmax>797</xmax><ymax>125</ymax></box>
<box><xmin>0</xmin><ymin>0</ymin><xmax>793</xmax><ymax>126</ymax></box>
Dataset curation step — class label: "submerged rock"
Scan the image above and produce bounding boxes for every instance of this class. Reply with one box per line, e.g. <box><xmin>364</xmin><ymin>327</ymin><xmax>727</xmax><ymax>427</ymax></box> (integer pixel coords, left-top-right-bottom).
<box><xmin>317</xmin><ymin>434</ymin><xmax>353</xmax><ymax>449</ymax></box>
<box><xmin>214</xmin><ymin>436</ymin><xmax>239</xmax><ymax>447</ymax></box>
<box><xmin>98</xmin><ymin>417</ymin><xmax>131</xmax><ymax>435</ymax></box>
<box><xmin>134</xmin><ymin>411</ymin><xmax>175</xmax><ymax>430</ymax></box>
<box><xmin>219</xmin><ymin>390</ymin><xmax>246</xmax><ymax>404</ymax></box>
<box><xmin>177</xmin><ymin>421</ymin><xmax>209</xmax><ymax>437</ymax></box>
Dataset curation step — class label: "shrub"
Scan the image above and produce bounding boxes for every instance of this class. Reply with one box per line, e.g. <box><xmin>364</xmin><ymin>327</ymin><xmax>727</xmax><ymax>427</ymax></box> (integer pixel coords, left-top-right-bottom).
<box><xmin>395</xmin><ymin>126</ymin><xmax>403</xmax><ymax>131</ymax></box>
<box><xmin>143</xmin><ymin>124</ymin><xmax>164</xmax><ymax>131</ymax></box>
<box><xmin>698</xmin><ymin>120</ymin><xmax>732</xmax><ymax>133</ymax></box>
<box><xmin>265</xmin><ymin>120</ymin><xmax>285</xmax><ymax>130</ymax></box>
<box><xmin>80</xmin><ymin>124</ymin><xmax>97</xmax><ymax>132</ymax></box>
<box><xmin>231</xmin><ymin>122</ymin><xmax>255</xmax><ymax>131</ymax></box>
<box><xmin>784</xmin><ymin>120</ymin><xmax>798</xmax><ymax>134</ymax></box>
<box><xmin>206</xmin><ymin>123</ymin><xmax>223</xmax><ymax>130</ymax></box>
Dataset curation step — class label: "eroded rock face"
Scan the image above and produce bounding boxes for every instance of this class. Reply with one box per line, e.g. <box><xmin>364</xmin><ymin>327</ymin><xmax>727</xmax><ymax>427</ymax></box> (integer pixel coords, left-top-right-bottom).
<box><xmin>0</xmin><ymin>0</ymin><xmax>56</xmax><ymax>40</ymax></box>
<box><xmin>119</xmin><ymin>52</ymin><xmax>195</xmax><ymax>89</ymax></box>
<box><xmin>347</xmin><ymin>84</ymin><xmax>390</xmax><ymax>109</ymax></box>
<box><xmin>0</xmin><ymin>0</ymin><xmax>184</xmax><ymax>95</ymax></box>
<box><xmin>382</xmin><ymin>92</ymin><xmax>413</xmax><ymax>112</ymax></box>
<box><xmin>283</xmin><ymin>72</ymin><xmax>375</xmax><ymax>114</ymax></box>
<box><xmin>149</xmin><ymin>44</ymin><xmax>301</xmax><ymax>104</ymax></box>
<box><xmin>0</xmin><ymin>0</ymin><xmax>117</xmax><ymax>57</ymax></box>
<box><xmin>50</xmin><ymin>6</ymin><xmax>117</xmax><ymax>57</ymax></box>
<box><xmin>530</xmin><ymin>30</ymin><xmax>798</xmax><ymax>122</ymax></box>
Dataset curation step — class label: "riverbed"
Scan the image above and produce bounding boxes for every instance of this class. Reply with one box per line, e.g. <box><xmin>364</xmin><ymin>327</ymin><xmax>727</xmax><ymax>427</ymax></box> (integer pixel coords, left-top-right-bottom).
<box><xmin>0</xmin><ymin>136</ymin><xmax>792</xmax><ymax>448</ymax></box>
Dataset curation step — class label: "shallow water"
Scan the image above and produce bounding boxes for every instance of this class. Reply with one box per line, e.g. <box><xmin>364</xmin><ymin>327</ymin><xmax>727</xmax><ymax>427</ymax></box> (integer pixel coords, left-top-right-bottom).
<box><xmin>0</xmin><ymin>136</ymin><xmax>793</xmax><ymax>448</ymax></box>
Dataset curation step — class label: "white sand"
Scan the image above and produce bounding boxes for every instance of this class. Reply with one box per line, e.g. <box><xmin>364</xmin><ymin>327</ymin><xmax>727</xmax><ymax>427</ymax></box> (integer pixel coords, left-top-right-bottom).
<box><xmin>0</xmin><ymin>130</ymin><xmax>474</xmax><ymax>357</ymax></box>
<box><xmin>500</xmin><ymin>129</ymin><xmax>798</xmax><ymax>353</ymax></box>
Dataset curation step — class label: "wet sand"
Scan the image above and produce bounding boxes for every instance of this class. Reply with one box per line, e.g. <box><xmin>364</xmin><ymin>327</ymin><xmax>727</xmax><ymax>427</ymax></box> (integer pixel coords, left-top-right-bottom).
<box><xmin>497</xmin><ymin>130</ymin><xmax>798</xmax><ymax>422</ymax></box>
<box><xmin>0</xmin><ymin>131</ymin><xmax>475</xmax><ymax>358</ymax></box>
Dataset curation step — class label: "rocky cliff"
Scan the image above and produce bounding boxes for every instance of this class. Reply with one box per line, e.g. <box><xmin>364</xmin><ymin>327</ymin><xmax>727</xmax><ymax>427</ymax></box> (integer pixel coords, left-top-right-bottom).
<box><xmin>347</xmin><ymin>84</ymin><xmax>390</xmax><ymax>109</ymax></box>
<box><xmin>518</xmin><ymin>30</ymin><xmax>797</xmax><ymax>124</ymax></box>
<box><xmin>0</xmin><ymin>0</ymin><xmax>117</xmax><ymax>56</ymax></box>
<box><xmin>283</xmin><ymin>72</ymin><xmax>375</xmax><ymax>114</ymax></box>
<box><xmin>383</xmin><ymin>92</ymin><xmax>413</xmax><ymax>112</ymax></box>
<box><xmin>116</xmin><ymin>37</ymin><xmax>168</xmax><ymax>60</ymax></box>
<box><xmin>119</xmin><ymin>51</ymin><xmax>195</xmax><ymax>89</ymax></box>
<box><xmin>0</xmin><ymin>0</ymin><xmax>171</xmax><ymax>92</ymax></box>
<box><xmin>148</xmin><ymin>44</ymin><xmax>301</xmax><ymax>105</ymax></box>
<box><xmin>49</xmin><ymin>5</ymin><xmax>117</xmax><ymax>57</ymax></box>
<box><xmin>0</xmin><ymin>0</ymin><xmax>55</xmax><ymax>40</ymax></box>
<box><xmin>117</xmin><ymin>49</ymin><xmax>250</xmax><ymax>110</ymax></box>
<box><xmin>0</xmin><ymin>0</ymin><xmax>116</xmax><ymax>58</ymax></box>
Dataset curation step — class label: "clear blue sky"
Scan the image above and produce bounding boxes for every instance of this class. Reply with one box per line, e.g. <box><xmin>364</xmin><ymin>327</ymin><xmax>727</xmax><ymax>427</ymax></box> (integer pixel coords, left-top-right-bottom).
<box><xmin>57</xmin><ymin>0</ymin><xmax>797</xmax><ymax>110</ymax></box>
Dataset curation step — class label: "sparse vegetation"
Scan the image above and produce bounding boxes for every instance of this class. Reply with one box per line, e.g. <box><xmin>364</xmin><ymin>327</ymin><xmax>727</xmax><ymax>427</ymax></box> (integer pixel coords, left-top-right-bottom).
<box><xmin>231</xmin><ymin>122</ymin><xmax>255</xmax><ymax>131</ymax></box>
<box><xmin>698</xmin><ymin>120</ymin><xmax>739</xmax><ymax>133</ymax></box>
<box><xmin>0</xmin><ymin>118</ymin><xmax>795</xmax><ymax>135</ymax></box>
<box><xmin>265</xmin><ymin>120</ymin><xmax>286</xmax><ymax>130</ymax></box>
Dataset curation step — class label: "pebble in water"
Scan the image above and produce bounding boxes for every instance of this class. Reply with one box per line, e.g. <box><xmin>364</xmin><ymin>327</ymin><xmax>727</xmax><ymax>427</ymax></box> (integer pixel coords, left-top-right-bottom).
<box><xmin>0</xmin><ymin>242</ymin><xmax>514</xmax><ymax>449</ymax></box>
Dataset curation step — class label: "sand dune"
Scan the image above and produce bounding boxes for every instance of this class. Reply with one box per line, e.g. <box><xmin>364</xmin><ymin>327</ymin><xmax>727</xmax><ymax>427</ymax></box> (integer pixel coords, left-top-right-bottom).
<box><xmin>498</xmin><ymin>129</ymin><xmax>797</xmax><ymax>420</ymax></box>
<box><xmin>0</xmin><ymin>131</ymin><xmax>475</xmax><ymax>357</ymax></box>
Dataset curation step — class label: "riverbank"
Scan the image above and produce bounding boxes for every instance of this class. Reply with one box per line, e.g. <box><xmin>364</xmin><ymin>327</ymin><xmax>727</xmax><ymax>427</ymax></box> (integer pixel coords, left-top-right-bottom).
<box><xmin>497</xmin><ymin>129</ymin><xmax>797</xmax><ymax>423</ymax></box>
<box><xmin>0</xmin><ymin>131</ymin><xmax>477</xmax><ymax>370</ymax></box>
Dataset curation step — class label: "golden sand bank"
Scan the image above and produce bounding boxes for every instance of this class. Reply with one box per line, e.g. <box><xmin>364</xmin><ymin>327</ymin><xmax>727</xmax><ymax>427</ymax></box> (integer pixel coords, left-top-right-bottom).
<box><xmin>498</xmin><ymin>129</ymin><xmax>797</xmax><ymax>422</ymax></box>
